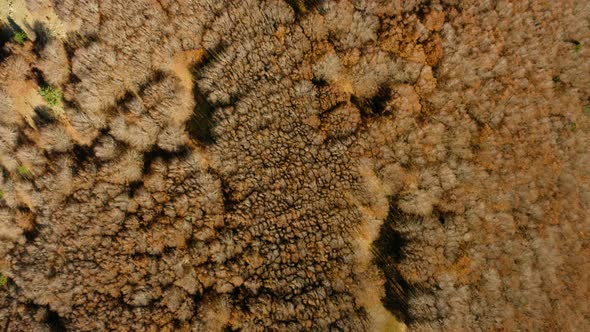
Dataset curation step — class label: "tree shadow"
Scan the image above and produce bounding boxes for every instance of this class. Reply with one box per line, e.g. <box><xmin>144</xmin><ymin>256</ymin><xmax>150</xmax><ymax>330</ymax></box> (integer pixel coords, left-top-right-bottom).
<box><xmin>186</xmin><ymin>44</ymin><xmax>227</xmax><ymax>146</ymax></box>
<box><xmin>371</xmin><ymin>201</ymin><xmax>420</xmax><ymax>324</ymax></box>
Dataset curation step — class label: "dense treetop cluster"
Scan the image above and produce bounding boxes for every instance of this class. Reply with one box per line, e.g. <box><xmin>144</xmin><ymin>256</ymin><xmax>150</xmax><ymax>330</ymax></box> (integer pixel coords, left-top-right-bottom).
<box><xmin>0</xmin><ymin>0</ymin><xmax>588</xmax><ymax>331</ymax></box>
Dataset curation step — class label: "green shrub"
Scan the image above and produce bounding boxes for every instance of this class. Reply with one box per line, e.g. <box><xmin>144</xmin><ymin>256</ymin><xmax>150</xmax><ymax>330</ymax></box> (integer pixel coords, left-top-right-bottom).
<box><xmin>0</xmin><ymin>274</ymin><xmax>7</xmax><ymax>287</ymax></box>
<box><xmin>13</xmin><ymin>31</ymin><xmax>28</xmax><ymax>45</ymax></box>
<box><xmin>39</xmin><ymin>86</ymin><xmax>62</xmax><ymax>107</ymax></box>
<box><xmin>0</xmin><ymin>190</ymin><xmax>4</xmax><ymax>199</ymax></box>
<box><xmin>17</xmin><ymin>165</ymin><xmax>32</xmax><ymax>178</ymax></box>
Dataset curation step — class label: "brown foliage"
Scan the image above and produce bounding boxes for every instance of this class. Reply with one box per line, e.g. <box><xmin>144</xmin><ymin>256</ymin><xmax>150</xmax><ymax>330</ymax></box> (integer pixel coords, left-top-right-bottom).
<box><xmin>0</xmin><ymin>0</ymin><xmax>588</xmax><ymax>331</ymax></box>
